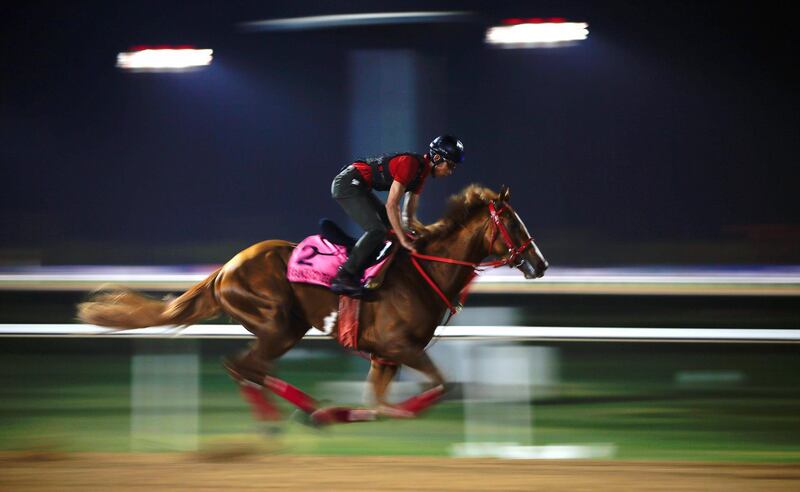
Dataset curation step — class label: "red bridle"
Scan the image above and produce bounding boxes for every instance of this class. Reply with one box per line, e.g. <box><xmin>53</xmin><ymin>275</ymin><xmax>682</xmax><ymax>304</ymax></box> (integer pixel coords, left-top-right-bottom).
<box><xmin>487</xmin><ymin>201</ymin><xmax>534</xmax><ymax>268</ymax></box>
<box><xmin>409</xmin><ymin>201</ymin><xmax>535</xmax><ymax>322</ymax></box>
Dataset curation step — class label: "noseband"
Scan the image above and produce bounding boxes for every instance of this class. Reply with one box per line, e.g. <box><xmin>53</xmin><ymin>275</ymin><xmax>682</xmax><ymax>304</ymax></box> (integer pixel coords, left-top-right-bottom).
<box><xmin>488</xmin><ymin>201</ymin><xmax>534</xmax><ymax>268</ymax></box>
<box><xmin>409</xmin><ymin>201</ymin><xmax>535</xmax><ymax>322</ymax></box>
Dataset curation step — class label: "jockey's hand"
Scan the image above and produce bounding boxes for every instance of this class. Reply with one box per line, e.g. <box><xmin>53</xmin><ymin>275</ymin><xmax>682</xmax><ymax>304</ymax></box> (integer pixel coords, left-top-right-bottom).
<box><xmin>399</xmin><ymin>236</ymin><xmax>417</xmax><ymax>254</ymax></box>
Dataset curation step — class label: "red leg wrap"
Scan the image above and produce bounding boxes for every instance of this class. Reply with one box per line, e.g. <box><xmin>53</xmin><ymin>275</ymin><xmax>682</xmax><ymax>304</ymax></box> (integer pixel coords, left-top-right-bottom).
<box><xmin>397</xmin><ymin>385</ymin><xmax>445</xmax><ymax>415</ymax></box>
<box><xmin>264</xmin><ymin>376</ymin><xmax>318</xmax><ymax>414</ymax></box>
<box><xmin>239</xmin><ymin>384</ymin><xmax>281</xmax><ymax>421</ymax></box>
<box><xmin>311</xmin><ymin>407</ymin><xmax>377</xmax><ymax>425</ymax></box>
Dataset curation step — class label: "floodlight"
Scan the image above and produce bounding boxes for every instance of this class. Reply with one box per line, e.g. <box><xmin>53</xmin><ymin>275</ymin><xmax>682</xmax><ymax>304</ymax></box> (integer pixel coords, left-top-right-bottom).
<box><xmin>486</xmin><ymin>18</ymin><xmax>588</xmax><ymax>48</ymax></box>
<box><xmin>117</xmin><ymin>45</ymin><xmax>213</xmax><ymax>72</ymax></box>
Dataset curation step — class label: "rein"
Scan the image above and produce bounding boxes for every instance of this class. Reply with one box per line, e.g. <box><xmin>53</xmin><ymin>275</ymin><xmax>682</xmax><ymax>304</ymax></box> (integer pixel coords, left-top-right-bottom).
<box><xmin>409</xmin><ymin>201</ymin><xmax>534</xmax><ymax>323</ymax></box>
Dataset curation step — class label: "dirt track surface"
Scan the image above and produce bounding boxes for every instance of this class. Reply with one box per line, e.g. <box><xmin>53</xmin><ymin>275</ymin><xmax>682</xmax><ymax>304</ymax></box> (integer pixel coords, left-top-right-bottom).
<box><xmin>1</xmin><ymin>453</ymin><xmax>799</xmax><ymax>491</ymax></box>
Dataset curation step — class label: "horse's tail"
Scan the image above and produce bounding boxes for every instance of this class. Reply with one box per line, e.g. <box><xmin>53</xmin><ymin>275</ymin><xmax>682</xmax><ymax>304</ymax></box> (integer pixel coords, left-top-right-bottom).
<box><xmin>77</xmin><ymin>268</ymin><xmax>222</xmax><ymax>329</ymax></box>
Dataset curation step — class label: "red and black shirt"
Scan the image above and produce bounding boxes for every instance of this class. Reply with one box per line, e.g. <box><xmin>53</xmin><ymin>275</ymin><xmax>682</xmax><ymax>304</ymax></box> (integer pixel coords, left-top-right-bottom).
<box><xmin>352</xmin><ymin>153</ymin><xmax>431</xmax><ymax>194</ymax></box>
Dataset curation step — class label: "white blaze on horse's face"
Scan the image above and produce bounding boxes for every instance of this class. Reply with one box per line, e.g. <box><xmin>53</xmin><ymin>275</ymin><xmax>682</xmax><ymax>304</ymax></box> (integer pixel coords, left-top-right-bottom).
<box><xmin>509</xmin><ymin>208</ymin><xmax>549</xmax><ymax>279</ymax></box>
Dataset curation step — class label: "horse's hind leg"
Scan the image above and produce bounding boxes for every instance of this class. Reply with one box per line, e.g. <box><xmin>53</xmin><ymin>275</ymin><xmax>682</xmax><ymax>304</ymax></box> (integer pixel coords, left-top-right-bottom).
<box><xmin>224</xmin><ymin>318</ymin><xmax>301</xmax><ymax>386</ymax></box>
<box><xmin>224</xmin><ymin>327</ymin><xmax>303</xmax><ymax>422</ymax></box>
<box><xmin>224</xmin><ymin>343</ymin><xmax>280</xmax><ymax>421</ymax></box>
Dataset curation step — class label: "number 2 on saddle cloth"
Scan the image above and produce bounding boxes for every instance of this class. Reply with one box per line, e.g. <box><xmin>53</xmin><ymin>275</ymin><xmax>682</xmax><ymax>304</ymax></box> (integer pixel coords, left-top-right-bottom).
<box><xmin>285</xmin><ymin>226</ymin><xmax>397</xmax><ymax>351</ymax></box>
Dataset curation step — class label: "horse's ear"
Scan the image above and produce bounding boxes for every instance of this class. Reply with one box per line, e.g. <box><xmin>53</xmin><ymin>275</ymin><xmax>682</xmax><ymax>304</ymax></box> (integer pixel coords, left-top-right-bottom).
<box><xmin>499</xmin><ymin>185</ymin><xmax>511</xmax><ymax>202</ymax></box>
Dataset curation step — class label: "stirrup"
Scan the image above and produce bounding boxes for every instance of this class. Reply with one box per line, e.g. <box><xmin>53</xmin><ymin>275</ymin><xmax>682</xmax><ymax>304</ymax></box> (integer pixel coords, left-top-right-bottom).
<box><xmin>331</xmin><ymin>268</ymin><xmax>365</xmax><ymax>297</ymax></box>
<box><xmin>331</xmin><ymin>283</ymin><xmax>366</xmax><ymax>298</ymax></box>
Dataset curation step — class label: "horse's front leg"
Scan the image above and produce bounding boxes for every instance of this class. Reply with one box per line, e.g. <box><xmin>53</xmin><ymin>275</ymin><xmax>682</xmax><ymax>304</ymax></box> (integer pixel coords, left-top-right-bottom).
<box><xmin>368</xmin><ymin>360</ymin><xmax>414</xmax><ymax>418</ymax></box>
<box><xmin>372</xmin><ymin>348</ymin><xmax>446</xmax><ymax>417</ymax></box>
<box><xmin>398</xmin><ymin>349</ymin><xmax>445</xmax><ymax>387</ymax></box>
<box><xmin>368</xmin><ymin>360</ymin><xmax>399</xmax><ymax>405</ymax></box>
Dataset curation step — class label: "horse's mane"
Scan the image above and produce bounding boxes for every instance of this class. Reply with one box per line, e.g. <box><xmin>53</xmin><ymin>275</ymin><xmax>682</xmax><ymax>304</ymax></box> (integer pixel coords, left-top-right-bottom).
<box><xmin>417</xmin><ymin>184</ymin><xmax>499</xmax><ymax>247</ymax></box>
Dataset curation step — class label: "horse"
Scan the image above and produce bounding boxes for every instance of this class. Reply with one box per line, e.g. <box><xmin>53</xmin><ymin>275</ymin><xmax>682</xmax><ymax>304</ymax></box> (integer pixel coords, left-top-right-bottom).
<box><xmin>78</xmin><ymin>184</ymin><xmax>548</xmax><ymax>423</ymax></box>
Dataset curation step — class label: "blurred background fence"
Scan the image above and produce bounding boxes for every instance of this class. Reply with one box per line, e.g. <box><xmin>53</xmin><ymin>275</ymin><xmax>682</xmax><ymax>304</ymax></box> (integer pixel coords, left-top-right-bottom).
<box><xmin>1</xmin><ymin>266</ymin><xmax>799</xmax><ymax>461</ymax></box>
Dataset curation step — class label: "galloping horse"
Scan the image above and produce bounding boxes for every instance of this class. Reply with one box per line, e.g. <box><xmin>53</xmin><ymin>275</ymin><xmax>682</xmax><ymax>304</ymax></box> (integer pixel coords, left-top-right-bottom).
<box><xmin>78</xmin><ymin>184</ymin><xmax>548</xmax><ymax>422</ymax></box>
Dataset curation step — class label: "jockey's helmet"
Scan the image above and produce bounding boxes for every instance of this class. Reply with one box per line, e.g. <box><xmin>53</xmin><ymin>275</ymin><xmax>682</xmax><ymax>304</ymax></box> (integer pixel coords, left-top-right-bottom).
<box><xmin>429</xmin><ymin>135</ymin><xmax>464</xmax><ymax>163</ymax></box>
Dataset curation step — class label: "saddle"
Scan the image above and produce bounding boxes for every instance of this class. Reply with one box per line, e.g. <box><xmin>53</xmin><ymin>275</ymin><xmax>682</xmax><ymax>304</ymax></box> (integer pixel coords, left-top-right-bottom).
<box><xmin>286</xmin><ymin>219</ymin><xmax>398</xmax><ymax>290</ymax></box>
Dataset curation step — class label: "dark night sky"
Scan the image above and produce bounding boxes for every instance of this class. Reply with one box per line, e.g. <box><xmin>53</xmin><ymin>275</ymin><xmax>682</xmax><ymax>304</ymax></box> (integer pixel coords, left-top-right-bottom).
<box><xmin>1</xmin><ymin>1</ymin><xmax>798</xmax><ymax>264</ymax></box>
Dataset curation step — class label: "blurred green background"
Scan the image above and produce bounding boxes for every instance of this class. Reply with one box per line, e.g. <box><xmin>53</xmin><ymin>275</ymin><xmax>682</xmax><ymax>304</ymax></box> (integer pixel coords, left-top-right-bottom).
<box><xmin>2</xmin><ymin>337</ymin><xmax>799</xmax><ymax>462</ymax></box>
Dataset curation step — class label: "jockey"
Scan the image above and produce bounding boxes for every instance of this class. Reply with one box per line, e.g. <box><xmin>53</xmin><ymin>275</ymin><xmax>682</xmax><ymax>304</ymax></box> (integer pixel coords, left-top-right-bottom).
<box><xmin>330</xmin><ymin>135</ymin><xmax>464</xmax><ymax>296</ymax></box>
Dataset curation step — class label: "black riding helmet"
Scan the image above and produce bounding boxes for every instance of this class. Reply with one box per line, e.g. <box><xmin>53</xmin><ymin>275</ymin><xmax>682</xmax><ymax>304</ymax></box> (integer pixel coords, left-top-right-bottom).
<box><xmin>429</xmin><ymin>135</ymin><xmax>464</xmax><ymax>163</ymax></box>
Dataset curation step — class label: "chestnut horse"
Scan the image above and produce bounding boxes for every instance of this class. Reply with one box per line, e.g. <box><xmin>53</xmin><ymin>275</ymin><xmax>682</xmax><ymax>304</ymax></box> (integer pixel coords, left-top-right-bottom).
<box><xmin>78</xmin><ymin>184</ymin><xmax>548</xmax><ymax>422</ymax></box>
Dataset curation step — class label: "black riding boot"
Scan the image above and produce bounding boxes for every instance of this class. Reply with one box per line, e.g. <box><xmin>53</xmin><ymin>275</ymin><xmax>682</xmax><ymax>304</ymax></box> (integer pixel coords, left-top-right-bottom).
<box><xmin>331</xmin><ymin>227</ymin><xmax>385</xmax><ymax>297</ymax></box>
<box><xmin>330</xmin><ymin>266</ymin><xmax>364</xmax><ymax>297</ymax></box>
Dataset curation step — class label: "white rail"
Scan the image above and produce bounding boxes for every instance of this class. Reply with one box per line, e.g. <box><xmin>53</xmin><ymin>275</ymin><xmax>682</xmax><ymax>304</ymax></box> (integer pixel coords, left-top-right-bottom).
<box><xmin>1</xmin><ymin>324</ymin><xmax>798</xmax><ymax>342</ymax></box>
<box><xmin>2</xmin><ymin>266</ymin><xmax>800</xmax><ymax>295</ymax></box>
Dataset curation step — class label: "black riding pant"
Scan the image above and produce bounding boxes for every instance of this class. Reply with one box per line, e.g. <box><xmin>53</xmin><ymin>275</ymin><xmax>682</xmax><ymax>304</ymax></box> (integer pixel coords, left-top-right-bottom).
<box><xmin>331</xmin><ymin>166</ymin><xmax>390</xmax><ymax>276</ymax></box>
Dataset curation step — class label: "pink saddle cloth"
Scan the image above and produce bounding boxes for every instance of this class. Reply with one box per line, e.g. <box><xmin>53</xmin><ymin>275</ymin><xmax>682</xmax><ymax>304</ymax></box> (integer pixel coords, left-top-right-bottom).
<box><xmin>287</xmin><ymin>235</ymin><xmax>390</xmax><ymax>288</ymax></box>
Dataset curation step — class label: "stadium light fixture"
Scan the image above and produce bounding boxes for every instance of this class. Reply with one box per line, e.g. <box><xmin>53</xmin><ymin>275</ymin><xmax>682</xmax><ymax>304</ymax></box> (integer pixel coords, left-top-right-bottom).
<box><xmin>116</xmin><ymin>45</ymin><xmax>213</xmax><ymax>72</ymax></box>
<box><xmin>485</xmin><ymin>18</ymin><xmax>589</xmax><ymax>48</ymax></box>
